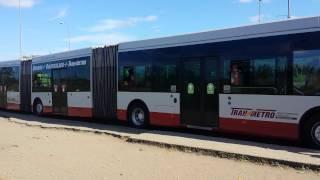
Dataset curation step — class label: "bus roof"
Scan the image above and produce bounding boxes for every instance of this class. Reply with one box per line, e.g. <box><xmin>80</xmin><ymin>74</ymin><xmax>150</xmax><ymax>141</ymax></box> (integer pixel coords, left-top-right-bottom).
<box><xmin>0</xmin><ymin>60</ymin><xmax>20</xmax><ymax>67</ymax></box>
<box><xmin>119</xmin><ymin>16</ymin><xmax>320</xmax><ymax>52</ymax></box>
<box><xmin>32</xmin><ymin>48</ymin><xmax>92</xmax><ymax>64</ymax></box>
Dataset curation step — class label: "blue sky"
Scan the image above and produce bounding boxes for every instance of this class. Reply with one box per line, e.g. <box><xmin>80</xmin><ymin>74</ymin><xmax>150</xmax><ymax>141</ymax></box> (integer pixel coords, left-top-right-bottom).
<box><xmin>0</xmin><ymin>0</ymin><xmax>320</xmax><ymax>61</ymax></box>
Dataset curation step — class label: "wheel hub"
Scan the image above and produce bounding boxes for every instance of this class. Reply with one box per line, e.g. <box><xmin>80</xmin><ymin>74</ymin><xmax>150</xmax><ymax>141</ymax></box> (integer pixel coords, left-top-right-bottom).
<box><xmin>132</xmin><ymin>108</ymin><xmax>145</xmax><ymax>126</ymax></box>
<box><xmin>36</xmin><ymin>104</ymin><xmax>43</xmax><ymax>113</ymax></box>
<box><xmin>315</xmin><ymin>125</ymin><xmax>320</xmax><ymax>142</ymax></box>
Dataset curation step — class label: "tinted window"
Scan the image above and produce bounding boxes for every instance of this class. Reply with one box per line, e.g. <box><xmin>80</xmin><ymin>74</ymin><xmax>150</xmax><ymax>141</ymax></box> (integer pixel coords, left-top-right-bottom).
<box><xmin>293</xmin><ymin>50</ymin><xmax>320</xmax><ymax>96</ymax></box>
<box><xmin>120</xmin><ymin>66</ymin><xmax>135</xmax><ymax>89</ymax></box>
<box><xmin>32</xmin><ymin>57</ymin><xmax>90</xmax><ymax>92</ymax></box>
<box><xmin>152</xmin><ymin>63</ymin><xmax>177</xmax><ymax>92</ymax></box>
<box><xmin>224</xmin><ymin>57</ymin><xmax>287</xmax><ymax>95</ymax></box>
<box><xmin>119</xmin><ymin>65</ymin><xmax>151</xmax><ymax>91</ymax></box>
<box><xmin>277</xmin><ymin>57</ymin><xmax>288</xmax><ymax>95</ymax></box>
<box><xmin>135</xmin><ymin>66</ymin><xmax>147</xmax><ymax>88</ymax></box>
<box><xmin>0</xmin><ymin>66</ymin><xmax>20</xmax><ymax>92</ymax></box>
<box><xmin>205</xmin><ymin>59</ymin><xmax>218</xmax><ymax>81</ymax></box>
<box><xmin>68</xmin><ymin>58</ymin><xmax>90</xmax><ymax>92</ymax></box>
<box><xmin>253</xmin><ymin>58</ymin><xmax>276</xmax><ymax>85</ymax></box>
<box><xmin>33</xmin><ymin>70</ymin><xmax>52</xmax><ymax>92</ymax></box>
<box><xmin>230</xmin><ymin>60</ymin><xmax>250</xmax><ymax>86</ymax></box>
<box><xmin>184</xmin><ymin>60</ymin><xmax>201</xmax><ymax>81</ymax></box>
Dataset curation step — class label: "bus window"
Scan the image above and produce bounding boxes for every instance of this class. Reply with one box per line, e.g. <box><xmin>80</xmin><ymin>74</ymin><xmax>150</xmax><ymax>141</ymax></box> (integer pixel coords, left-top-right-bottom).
<box><xmin>122</xmin><ymin>66</ymin><xmax>135</xmax><ymax>87</ymax></box>
<box><xmin>294</xmin><ymin>50</ymin><xmax>320</xmax><ymax>96</ymax></box>
<box><xmin>120</xmin><ymin>65</ymin><xmax>151</xmax><ymax>91</ymax></box>
<box><xmin>152</xmin><ymin>63</ymin><xmax>177</xmax><ymax>92</ymax></box>
<box><xmin>231</xmin><ymin>64</ymin><xmax>241</xmax><ymax>86</ymax></box>
<box><xmin>230</xmin><ymin>60</ymin><xmax>250</xmax><ymax>86</ymax></box>
<box><xmin>135</xmin><ymin>66</ymin><xmax>146</xmax><ymax>87</ymax></box>
<box><xmin>32</xmin><ymin>71</ymin><xmax>52</xmax><ymax>92</ymax></box>
<box><xmin>136</xmin><ymin>65</ymin><xmax>151</xmax><ymax>90</ymax></box>
<box><xmin>253</xmin><ymin>58</ymin><xmax>276</xmax><ymax>86</ymax></box>
<box><xmin>225</xmin><ymin>57</ymin><xmax>287</xmax><ymax>95</ymax></box>
<box><xmin>277</xmin><ymin>57</ymin><xmax>288</xmax><ymax>95</ymax></box>
<box><xmin>2</xmin><ymin>67</ymin><xmax>19</xmax><ymax>92</ymax></box>
<box><xmin>68</xmin><ymin>61</ymin><xmax>90</xmax><ymax>92</ymax></box>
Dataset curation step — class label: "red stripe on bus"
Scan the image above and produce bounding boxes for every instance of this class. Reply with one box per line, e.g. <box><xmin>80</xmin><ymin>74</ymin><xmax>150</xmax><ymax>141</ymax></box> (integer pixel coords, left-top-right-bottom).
<box><xmin>219</xmin><ymin>118</ymin><xmax>299</xmax><ymax>140</ymax></box>
<box><xmin>68</xmin><ymin>107</ymin><xmax>93</xmax><ymax>118</ymax></box>
<box><xmin>43</xmin><ymin>106</ymin><xmax>53</xmax><ymax>113</ymax></box>
<box><xmin>6</xmin><ymin>103</ymin><xmax>20</xmax><ymax>111</ymax></box>
<box><xmin>150</xmin><ymin>112</ymin><xmax>180</xmax><ymax>127</ymax></box>
<box><xmin>117</xmin><ymin>110</ymin><xmax>127</xmax><ymax>121</ymax></box>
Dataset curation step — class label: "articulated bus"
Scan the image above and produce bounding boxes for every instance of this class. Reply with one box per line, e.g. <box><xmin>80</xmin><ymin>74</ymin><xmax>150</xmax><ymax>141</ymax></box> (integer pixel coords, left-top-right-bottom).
<box><xmin>2</xmin><ymin>16</ymin><xmax>320</xmax><ymax>148</ymax></box>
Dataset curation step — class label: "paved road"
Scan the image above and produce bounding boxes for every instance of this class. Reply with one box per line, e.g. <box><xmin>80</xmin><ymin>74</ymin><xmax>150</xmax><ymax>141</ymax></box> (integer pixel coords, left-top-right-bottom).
<box><xmin>0</xmin><ymin>119</ymin><xmax>319</xmax><ymax>180</ymax></box>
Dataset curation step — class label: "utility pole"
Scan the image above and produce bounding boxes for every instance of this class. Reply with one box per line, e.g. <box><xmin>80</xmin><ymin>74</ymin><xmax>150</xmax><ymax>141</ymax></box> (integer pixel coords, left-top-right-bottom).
<box><xmin>19</xmin><ymin>0</ymin><xmax>22</xmax><ymax>59</ymax></box>
<box><xmin>288</xmin><ymin>0</ymin><xmax>291</xmax><ymax>19</ymax></box>
<box><xmin>258</xmin><ymin>0</ymin><xmax>262</xmax><ymax>23</ymax></box>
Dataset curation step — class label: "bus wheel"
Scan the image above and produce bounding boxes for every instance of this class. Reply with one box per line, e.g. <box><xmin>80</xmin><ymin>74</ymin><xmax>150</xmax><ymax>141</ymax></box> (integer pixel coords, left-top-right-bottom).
<box><xmin>128</xmin><ymin>103</ymin><xmax>149</xmax><ymax>128</ymax></box>
<box><xmin>33</xmin><ymin>101</ymin><xmax>43</xmax><ymax>116</ymax></box>
<box><xmin>303</xmin><ymin>114</ymin><xmax>320</xmax><ymax>149</ymax></box>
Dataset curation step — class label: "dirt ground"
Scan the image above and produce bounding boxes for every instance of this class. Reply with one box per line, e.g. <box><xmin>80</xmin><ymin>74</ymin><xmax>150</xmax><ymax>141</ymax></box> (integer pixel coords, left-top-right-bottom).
<box><xmin>0</xmin><ymin>119</ymin><xmax>319</xmax><ymax>180</ymax></box>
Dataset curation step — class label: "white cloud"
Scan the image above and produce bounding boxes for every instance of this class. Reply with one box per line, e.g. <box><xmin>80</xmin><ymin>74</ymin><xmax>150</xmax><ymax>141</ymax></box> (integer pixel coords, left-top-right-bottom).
<box><xmin>69</xmin><ymin>15</ymin><xmax>158</xmax><ymax>46</ymax></box>
<box><xmin>88</xmin><ymin>15</ymin><xmax>158</xmax><ymax>32</ymax></box>
<box><xmin>50</xmin><ymin>7</ymin><xmax>68</xmax><ymax>21</ymax></box>
<box><xmin>68</xmin><ymin>33</ymin><xmax>134</xmax><ymax>45</ymax></box>
<box><xmin>0</xmin><ymin>0</ymin><xmax>36</xmax><ymax>8</ymax></box>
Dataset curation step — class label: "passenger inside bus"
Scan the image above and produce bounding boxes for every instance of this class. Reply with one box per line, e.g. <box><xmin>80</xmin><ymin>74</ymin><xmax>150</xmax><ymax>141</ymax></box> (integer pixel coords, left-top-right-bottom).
<box><xmin>123</xmin><ymin>67</ymin><xmax>135</xmax><ymax>86</ymax></box>
<box><xmin>231</xmin><ymin>64</ymin><xmax>241</xmax><ymax>86</ymax></box>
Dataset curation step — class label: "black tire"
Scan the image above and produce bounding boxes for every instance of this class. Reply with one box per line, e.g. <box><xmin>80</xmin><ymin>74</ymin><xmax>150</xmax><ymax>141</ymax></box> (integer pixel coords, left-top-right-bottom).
<box><xmin>302</xmin><ymin>114</ymin><xmax>320</xmax><ymax>149</ymax></box>
<box><xmin>33</xmin><ymin>100</ymin><xmax>43</xmax><ymax>116</ymax></box>
<box><xmin>128</xmin><ymin>103</ymin><xmax>149</xmax><ymax>128</ymax></box>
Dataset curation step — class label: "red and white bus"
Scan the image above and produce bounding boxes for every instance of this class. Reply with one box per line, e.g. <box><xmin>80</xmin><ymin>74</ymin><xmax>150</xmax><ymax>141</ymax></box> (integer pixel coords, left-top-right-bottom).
<box><xmin>31</xmin><ymin>48</ymin><xmax>93</xmax><ymax>117</ymax></box>
<box><xmin>3</xmin><ymin>16</ymin><xmax>320</xmax><ymax>148</ymax></box>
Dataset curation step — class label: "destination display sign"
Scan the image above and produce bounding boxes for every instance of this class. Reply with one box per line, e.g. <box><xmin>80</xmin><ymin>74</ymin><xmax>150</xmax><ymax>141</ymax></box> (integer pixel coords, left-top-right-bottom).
<box><xmin>33</xmin><ymin>57</ymin><xmax>89</xmax><ymax>71</ymax></box>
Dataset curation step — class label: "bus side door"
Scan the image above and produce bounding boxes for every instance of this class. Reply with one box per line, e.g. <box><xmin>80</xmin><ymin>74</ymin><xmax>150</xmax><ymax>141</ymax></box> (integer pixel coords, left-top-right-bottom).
<box><xmin>52</xmin><ymin>69</ymin><xmax>68</xmax><ymax>115</ymax></box>
<box><xmin>181</xmin><ymin>57</ymin><xmax>219</xmax><ymax>127</ymax></box>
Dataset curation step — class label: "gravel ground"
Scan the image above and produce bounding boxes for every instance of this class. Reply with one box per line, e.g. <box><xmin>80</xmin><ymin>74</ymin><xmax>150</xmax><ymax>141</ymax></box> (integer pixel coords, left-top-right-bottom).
<box><xmin>0</xmin><ymin>119</ymin><xmax>319</xmax><ymax>180</ymax></box>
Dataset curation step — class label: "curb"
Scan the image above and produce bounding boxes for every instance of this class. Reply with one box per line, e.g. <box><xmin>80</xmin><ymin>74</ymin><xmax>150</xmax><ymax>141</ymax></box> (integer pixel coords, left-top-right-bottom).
<box><xmin>3</xmin><ymin>115</ymin><xmax>320</xmax><ymax>172</ymax></box>
<box><xmin>127</xmin><ymin>138</ymin><xmax>320</xmax><ymax>171</ymax></box>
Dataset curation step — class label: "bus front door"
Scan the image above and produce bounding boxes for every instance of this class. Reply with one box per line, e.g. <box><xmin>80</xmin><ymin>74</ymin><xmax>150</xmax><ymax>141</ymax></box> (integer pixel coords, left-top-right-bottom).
<box><xmin>181</xmin><ymin>58</ymin><xmax>219</xmax><ymax>127</ymax></box>
<box><xmin>52</xmin><ymin>69</ymin><xmax>68</xmax><ymax>115</ymax></box>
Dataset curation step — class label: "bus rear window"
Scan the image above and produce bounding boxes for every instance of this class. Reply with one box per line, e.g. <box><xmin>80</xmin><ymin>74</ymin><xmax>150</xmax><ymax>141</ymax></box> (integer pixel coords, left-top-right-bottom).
<box><xmin>294</xmin><ymin>50</ymin><xmax>320</xmax><ymax>96</ymax></box>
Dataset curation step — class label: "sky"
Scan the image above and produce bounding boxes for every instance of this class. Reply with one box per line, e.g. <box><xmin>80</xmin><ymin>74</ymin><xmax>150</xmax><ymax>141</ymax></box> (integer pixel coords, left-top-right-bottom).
<box><xmin>0</xmin><ymin>0</ymin><xmax>320</xmax><ymax>61</ymax></box>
